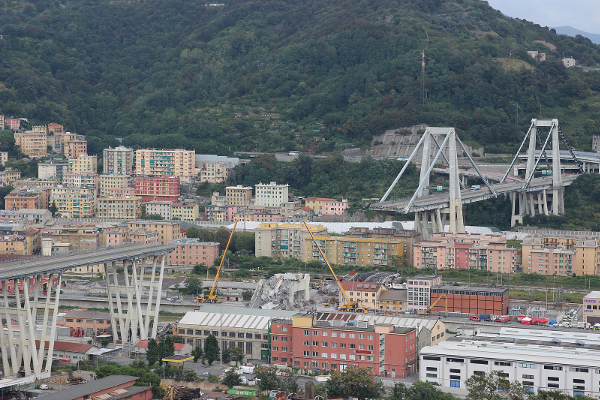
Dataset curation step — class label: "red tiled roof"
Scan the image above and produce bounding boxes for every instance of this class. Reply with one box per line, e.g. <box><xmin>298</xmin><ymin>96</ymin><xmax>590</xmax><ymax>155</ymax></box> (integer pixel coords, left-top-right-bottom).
<box><xmin>35</xmin><ymin>340</ymin><xmax>94</xmax><ymax>353</ymax></box>
<box><xmin>341</xmin><ymin>282</ymin><xmax>381</xmax><ymax>292</ymax></box>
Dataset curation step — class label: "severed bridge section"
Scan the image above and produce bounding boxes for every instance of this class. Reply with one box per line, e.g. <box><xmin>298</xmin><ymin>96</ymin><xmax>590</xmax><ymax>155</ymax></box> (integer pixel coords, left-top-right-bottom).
<box><xmin>0</xmin><ymin>243</ymin><xmax>175</xmax><ymax>381</ymax></box>
<box><xmin>373</xmin><ymin>119</ymin><xmax>581</xmax><ymax>237</ymax></box>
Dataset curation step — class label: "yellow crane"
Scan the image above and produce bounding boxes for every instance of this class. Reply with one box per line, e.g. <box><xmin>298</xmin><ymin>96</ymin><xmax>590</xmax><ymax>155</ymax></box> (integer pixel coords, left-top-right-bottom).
<box><xmin>417</xmin><ymin>293</ymin><xmax>448</xmax><ymax>315</ymax></box>
<box><xmin>194</xmin><ymin>222</ymin><xmax>237</xmax><ymax>303</ymax></box>
<box><xmin>303</xmin><ymin>220</ymin><xmax>365</xmax><ymax>313</ymax></box>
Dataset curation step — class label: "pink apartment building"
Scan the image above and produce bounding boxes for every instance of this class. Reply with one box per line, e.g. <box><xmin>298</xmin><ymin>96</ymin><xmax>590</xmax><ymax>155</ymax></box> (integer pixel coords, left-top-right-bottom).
<box><xmin>166</xmin><ymin>238</ymin><xmax>220</xmax><ymax>266</ymax></box>
<box><xmin>413</xmin><ymin>233</ymin><xmax>517</xmax><ymax>272</ymax></box>
<box><xmin>529</xmin><ymin>246</ymin><xmax>575</xmax><ymax>276</ymax></box>
<box><xmin>305</xmin><ymin>197</ymin><xmax>349</xmax><ymax>216</ymax></box>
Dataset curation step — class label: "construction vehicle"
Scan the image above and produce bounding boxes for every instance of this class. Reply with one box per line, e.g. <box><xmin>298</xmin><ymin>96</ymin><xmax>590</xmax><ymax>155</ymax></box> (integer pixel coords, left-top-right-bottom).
<box><xmin>194</xmin><ymin>222</ymin><xmax>237</xmax><ymax>303</ymax></box>
<box><xmin>417</xmin><ymin>294</ymin><xmax>448</xmax><ymax>315</ymax></box>
<box><xmin>303</xmin><ymin>220</ymin><xmax>366</xmax><ymax>313</ymax></box>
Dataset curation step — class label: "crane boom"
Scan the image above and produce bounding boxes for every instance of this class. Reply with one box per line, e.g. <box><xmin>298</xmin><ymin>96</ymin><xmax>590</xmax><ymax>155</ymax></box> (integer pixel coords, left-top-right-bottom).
<box><xmin>418</xmin><ymin>293</ymin><xmax>447</xmax><ymax>315</ymax></box>
<box><xmin>303</xmin><ymin>220</ymin><xmax>353</xmax><ymax>307</ymax></box>
<box><xmin>209</xmin><ymin>222</ymin><xmax>237</xmax><ymax>298</ymax></box>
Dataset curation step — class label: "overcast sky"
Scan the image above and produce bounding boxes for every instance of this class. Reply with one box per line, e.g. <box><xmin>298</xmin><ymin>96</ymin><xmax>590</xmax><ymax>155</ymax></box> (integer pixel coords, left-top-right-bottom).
<box><xmin>486</xmin><ymin>0</ymin><xmax>600</xmax><ymax>34</ymax></box>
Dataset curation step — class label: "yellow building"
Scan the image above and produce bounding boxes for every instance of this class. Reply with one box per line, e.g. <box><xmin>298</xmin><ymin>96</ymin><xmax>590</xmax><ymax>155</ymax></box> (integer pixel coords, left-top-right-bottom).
<box><xmin>135</xmin><ymin>149</ymin><xmax>195</xmax><ymax>178</ymax></box>
<box><xmin>50</xmin><ymin>187</ymin><xmax>96</xmax><ymax>218</ymax></box>
<box><xmin>199</xmin><ymin>161</ymin><xmax>229</xmax><ymax>183</ymax></box>
<box><xmin>255</xmin><ymin>223</ymin><xmax>327</xmax><ymax>259</ymax></box>
<box><xmin>0</xmin><ymin>236</ymin><xmax>30</xmax><ymax>255</ymax></box>
<box><xmin>97</xmin><ymin>196</ymin><xmax>142</xmax><ymax>219</ymax></box>
<box><xmin>14</xmin><ymin>131</ymin><xmax>47</xmax><ymax>158</ymax></box>
<box><xmin>99</xmin><ymin>175</ymin><xmax>132</xmax><ymax>196</ymax></box>
<box><xmin>127</xmin><ymin>220</ymin><xmax>182</xmax><ymax>244</ymax></box>
<box><xmin>303</xmin><ymin>234</ymin><xmax>411</xmax><ymax>267</ymax></box>
<box><xmin>69</xmin><ymin>155</ymin><xmax>98</xmax><ymax>175</ymax></box>
<box><xmin>171</xmin><ymin>203</ymin><xmax>199</xmax><ymax>221</ymax></box>
<box><xmin>377</xmin><ymin>289</ymin><xmax>407</xmax><ymax>313</ymax></box>
<box><xmin>5</xmin><ymin>169</ymin><xmax>21</xmax><ymax>187</ymax></box>
<box><xmin>226</xmin><ymin>185</ymin><xmax>253</xmax><ymax>206</ymax></box>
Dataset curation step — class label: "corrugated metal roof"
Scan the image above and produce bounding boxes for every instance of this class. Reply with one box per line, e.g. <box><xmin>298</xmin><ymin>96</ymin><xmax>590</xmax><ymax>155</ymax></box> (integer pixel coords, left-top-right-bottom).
<box><xmin>178</xmin><ymin>308</ymin><xmax>296</xmax><ymax>331</ymax></box>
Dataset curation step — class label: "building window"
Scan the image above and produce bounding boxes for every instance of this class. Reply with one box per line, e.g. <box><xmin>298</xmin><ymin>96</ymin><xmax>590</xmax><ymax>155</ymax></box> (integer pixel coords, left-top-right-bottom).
<box><xmin>471</xmin><ymin>359</ymin><xmax>489</xmax><ymax>365</ymax></box>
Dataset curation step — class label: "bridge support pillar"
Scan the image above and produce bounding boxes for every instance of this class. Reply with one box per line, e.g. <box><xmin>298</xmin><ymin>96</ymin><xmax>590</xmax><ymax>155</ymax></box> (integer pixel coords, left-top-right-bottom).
<box><xmin>0</xmin><ymin>274</ymin><xmax>61</xmax><ymax>380</ymax></box>
<box><xmin>105</xmin><ymin>255</ymin><xmax>165</xmax><ymax>348</ymax></box>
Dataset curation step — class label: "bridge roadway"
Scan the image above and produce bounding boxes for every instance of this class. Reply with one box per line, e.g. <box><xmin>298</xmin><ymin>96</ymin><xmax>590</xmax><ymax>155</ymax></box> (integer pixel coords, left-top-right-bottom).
<box><xmin>372</xmin><ymin>174</ymin><xmax>578</xmax><ymax>213</ymax></box>
<box><xmin>0</xmin><ymin>243</ymin><xmax>176</xmax><ymax>281</ymax></box>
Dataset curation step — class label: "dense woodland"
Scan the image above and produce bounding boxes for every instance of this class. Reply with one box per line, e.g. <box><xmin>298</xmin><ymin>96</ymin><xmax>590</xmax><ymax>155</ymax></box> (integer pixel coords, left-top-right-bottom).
<box><xmin>2</xmin><ymin>0</ymin><xmax>600</xmax><ymax>155</ymax></box>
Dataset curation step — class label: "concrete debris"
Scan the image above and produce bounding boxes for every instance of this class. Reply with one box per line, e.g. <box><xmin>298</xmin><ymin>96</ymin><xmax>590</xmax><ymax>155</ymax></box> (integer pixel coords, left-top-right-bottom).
<box><xmin>250</xmin><ymin>273</ymin><xmax>312</xmax><ymax>311</ymax></box>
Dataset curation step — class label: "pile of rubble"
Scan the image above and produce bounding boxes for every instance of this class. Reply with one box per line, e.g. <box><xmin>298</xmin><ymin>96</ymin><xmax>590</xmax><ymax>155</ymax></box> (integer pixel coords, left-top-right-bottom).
<box><xmin>250</xmin><ymin>273</ymin><xmax>312</xmax><ymax>311</ymax></box>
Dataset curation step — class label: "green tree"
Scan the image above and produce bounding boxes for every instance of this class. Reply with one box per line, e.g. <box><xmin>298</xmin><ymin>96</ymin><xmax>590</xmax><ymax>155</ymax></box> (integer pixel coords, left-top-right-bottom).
<box><xmin>146</xmin><ymin>338</ymin><xmax>161</xmax><ymax>365</ymax></box>
<box><xmin>192</xmin><ymin>346</ymin><xmax>203</xmax><ymax>362</ymax></box>
<box><xmin>215</xmin><ymin>227</ymin><xmax>231</xmax><ymax>251</ymax></box>
<box><xmin>48</xmin><ymin>201</ymin><xmax>58</xmax><ymax>216</ymax></box>
<box><xmin>466</xmin><ymin>371</ymin><xmax>524</xmax><ymax>400</ymax></box>
<box><xmin>229</xmin><ymin>346</ymin><xmax>244</xmax><ymax>365</ymax></box>
<box><xmin>393</xmin><ymin>381</ymin><xmax>457</xmax><ymax>400</ymax></box>
<box><xmin>241</xmin><ymin>290</ymin><xmax>252</xmax><ymax>301</ymax></box>
<box><xmin>204</xmin><ymin>334</ymin><xmax>220</xmax><ymax>366</ymax></box>
<box><xmin>255</xmin><ymin>365</ymin><xmax>280</xmax><ymax>391</ymax></box>
<box><xmin>198</xmin><ymin>228</ymin><xmax>215</xmax><ymax>242</ymax></box>
<box><xmin>186</xmin><ymin>226</ymin><xmax>200</xmax><ymax>238</ymax></box>
<box><xmin>100</xmin><ymin>338</ymin><xmax>109</xmax><ymax>348</ymax></box>
<box><xmin>325</xmin><ymin>367</ymin><xmax>384</xmax><ymax>400</ymax></box>
<box><xmin>184</xmin><ymin>277</ymin><xmax>203</xmax><ymax>296</ymax></box>
<box><xmin>160</xmin><ymin>336</ymin><xmax>176</xmax><ymax>360</ymax></box>
<box><xmin>192</xmin><ymin>264</ymin><xmax>206</xmax><ymax>275</ymax></box>
<box><xmin>222</xmin><ymin>370</ymin><xmax>242</xmax><ymax>388</ymax></box>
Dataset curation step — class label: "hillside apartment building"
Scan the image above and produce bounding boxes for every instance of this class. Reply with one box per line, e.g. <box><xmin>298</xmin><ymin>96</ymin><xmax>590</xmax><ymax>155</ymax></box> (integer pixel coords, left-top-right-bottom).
<box><xmin>135</xmin><ymin>149</ymin><xmax>196</xmax><ymax>178</ymax></box>
<box><xmin>521</xmin><ymin>235</ymin><xmax>600</xmax><ymax>276</ymax></box>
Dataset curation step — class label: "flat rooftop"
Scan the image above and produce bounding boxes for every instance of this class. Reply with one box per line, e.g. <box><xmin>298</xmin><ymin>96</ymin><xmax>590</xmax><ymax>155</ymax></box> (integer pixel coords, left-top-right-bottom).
<box><xmin>432</xmin><ymin>285</ymin><xmax>509</xmax><ymax>294</ymax></box>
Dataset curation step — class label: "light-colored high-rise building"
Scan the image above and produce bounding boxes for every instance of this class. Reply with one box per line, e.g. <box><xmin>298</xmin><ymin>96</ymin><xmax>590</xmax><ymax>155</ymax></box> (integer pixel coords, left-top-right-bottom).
<box><xmin>14</xmin><ymin>131</ymin><xmax>47</xmax><ymax>158</ymax></box>
<box><xmin>199</xmin><ymin>161</ymin><xmax>229</xmax><ymax>183</ymax></box>
<box><xmin>171</xmin><ymin>203</ymin><xmax>199</xmax><ymax>221</ymax></box>
<box><xmin>144</xmin><ymin>201</ymin><xmax>172</xmax><ymax>220</ymax></box>
<box><xmin>103</xmin><ymin>146</ymin><xmax>134</xmax><ymax>175</ymax></box>
<box><xmin>38</xmin><ymin>162</ymin><xmax>69</xmax><ymax>180</ymax></box>
<box><xmin>135</xmin><ymin>149</ymin><xmax>195</xmax><ymax>178</ymax></box>
<box><xmin>69</xmin><ymin>155</ymin><xmax>97</xmax><ymax>175</ymax></box>
<box><xmin>254</xmin><ymin>182</ymin><xmax>289</xmax><ymax>208</ymax></box>
<box><xmin>126</xmin><ymin>220</ymin><xmax>183</xmax><ymax>244</ymax></box>
<box><xmin>255</xmin><ymin>223</ymin><xmax>326</xmax><ymax>259</ymax></box>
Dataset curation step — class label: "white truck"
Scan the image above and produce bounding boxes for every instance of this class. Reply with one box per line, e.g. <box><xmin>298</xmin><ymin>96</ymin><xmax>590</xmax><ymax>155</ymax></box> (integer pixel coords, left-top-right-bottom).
<box><xmin>238</xmin><ymin>365</ymin><xmax>255</xmax><ymax>374</ymax></box>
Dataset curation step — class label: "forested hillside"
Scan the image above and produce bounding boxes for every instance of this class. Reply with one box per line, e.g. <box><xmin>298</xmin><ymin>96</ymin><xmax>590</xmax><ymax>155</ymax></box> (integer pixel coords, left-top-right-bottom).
<box><xmin>2</xmin><ymin>0</ymin><xmax>600</xmax><ymax>154</ymax></box>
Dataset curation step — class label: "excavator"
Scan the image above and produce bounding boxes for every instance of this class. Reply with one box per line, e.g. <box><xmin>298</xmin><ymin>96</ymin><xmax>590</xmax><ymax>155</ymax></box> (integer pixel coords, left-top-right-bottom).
<box><xmin>417</xmin><ymin>293</ymin><xmax>448</xmax><ymax>315</ymax></box>
<box><xmin>303</xmin><ymin>220</ymin><xmax>366</xmax><ymax>313</ymax></box>
<box><xmin>194</xmin><ymin>222</ymin><xmax>237</xmax><ymax>303</ymax></box>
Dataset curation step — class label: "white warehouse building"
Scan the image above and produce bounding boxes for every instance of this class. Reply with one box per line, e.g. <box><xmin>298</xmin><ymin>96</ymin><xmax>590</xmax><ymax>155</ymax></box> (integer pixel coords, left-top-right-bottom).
<box><xmin>420</xmin><ymin>332</ymin><xmax>600</xmax><ymax>398</ymax></box>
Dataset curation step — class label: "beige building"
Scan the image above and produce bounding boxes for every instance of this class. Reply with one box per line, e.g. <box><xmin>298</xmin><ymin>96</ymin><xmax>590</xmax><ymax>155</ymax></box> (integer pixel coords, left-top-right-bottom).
<box><xmin>0</xmin><ymin>151</ymin><xmax>7</xmax><ymax>166</ymax></box>
<box><xmin>103</xmin><ymin>146</ymin><xmax>134</xmax><ymax>175</ymax></box>
<box><xmin>14</xmin><ymin>131</ymin><xmax>47</xmax><ymax>158</ymax></box>
<box><xmin>171</xmin><ymin>203</ymin><xmax>199</xmax><ymax>221</ymax></box>
<box><xmin>63</xmin><ymin>139</ymin><xmax>87</xmax><ymax>159</ymax></box>
<box><xmin>69</xmin><ymin>154</ymin><xmax>98</xmax><ymax>175</ymax></box>
<box><xmin>255</xmin><ymin>182</ymin><xmax>289</xmax><ymax>207</ymax></box>
<box><xmin>127</xmin><ymin>220</ymin><xmax>182</xmax><ymax>244</ymax></box>
<box><xmin>199</xmin><ymin>161</ymin><xmax>229</xmax><ymax>183</ymax></box>
<box><xmin>522</xmin><ymin>235</ymin><xmax>600</xmax><ymax>276</ymax></box>
<box><xmin>135</xmin><ymin>149</ymin><xmax>196</xmax><ymax>178</ymax></box>
<box><xmin>4</xmin><ymin>169</ymin><xmax>21</xmax><ymax>187</ymax></box>
<box><xmin>226</xmin><ymin>185</ymin><xmax>253</xmax><ymax>206</ymax></box>
<box><xmin>255</xmin><ymin>223</ymin><xmax>327</xmax><ymax>259</ymax></box>
<box><xmin>144</xmin><ymin>201</ymin><xmax>172</xmax><ymax>220</ymax></box>
<box><xmin>340</xmin><ymin>282</ymin><xmax>384</xmax><ymax>311</ymax></box>
<box><xmin>99</xmin><ymin>174</ymin><xmax>132</xmax><ymax>196</ymax></box>
<box><xmin>50</xmin><ymin>187</ymin><xmax>96</xmax><ymax>218</ymax></box>
<box><xmin>0</xmin><ymin>235</ymin><xmax>32</xmax><ymax>255</ymax></box>
<box><xmin>38</xmin><ymin>162</ymin><xmax>69</xmax><ymax>179</ymax></box>
<box><xmin>97</xmin><ymin>196</ymin><xmax>142</xmax><ymax>219</ymax></box>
